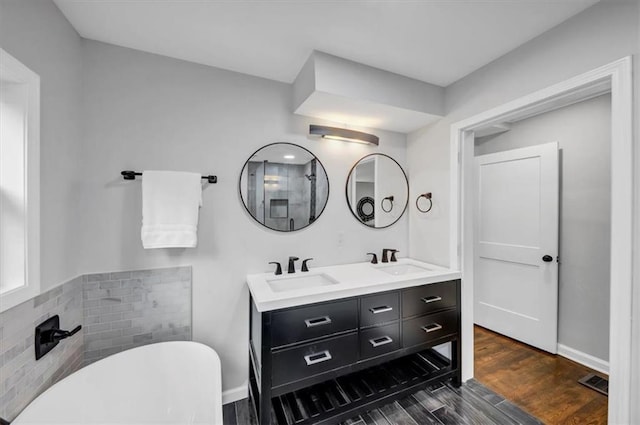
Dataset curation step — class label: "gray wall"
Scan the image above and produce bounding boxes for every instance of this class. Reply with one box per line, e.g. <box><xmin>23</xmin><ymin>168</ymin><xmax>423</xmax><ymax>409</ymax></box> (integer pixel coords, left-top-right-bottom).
<box><xmin>408</xmin><ymin>1</ymin><xmax>639</xmax><ymax>267</ymax></box>
<box><xmin>474</xmin><ymin>94</ymin><xmax>611</xmax><ymax>361</ymax></box>
<box><xmin>0</xmin><ymin>0</ymin><xmax>84</xmax><ymax>290</ymax></box>
<box><xmin>78</xmin><ymin>39</ymin><xmax>408</xmax><ymax>396</ymax></box>
<box><xmin>406</xmin><ymin>1</ymin><xmax>639</xmax><ymax>415</ymax></box>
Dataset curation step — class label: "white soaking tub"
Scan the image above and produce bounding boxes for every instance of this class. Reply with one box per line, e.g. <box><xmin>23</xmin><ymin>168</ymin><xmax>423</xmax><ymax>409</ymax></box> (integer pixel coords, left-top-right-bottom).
<box><xmin>13</xmin><ymin>341</ymin><xmax>223</xmax><ymax>425</ymax></box>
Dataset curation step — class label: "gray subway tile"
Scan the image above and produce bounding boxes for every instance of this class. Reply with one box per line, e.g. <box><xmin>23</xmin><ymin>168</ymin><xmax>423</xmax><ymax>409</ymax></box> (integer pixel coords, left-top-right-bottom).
<box><xmin>99</xmin><ymin>281</ymin><xmax>120</xmax><ymax>290</ymax></box>
<box><xmin>110</xmin><ymin>320</ymin><xmax>132</xmax><ymax>330</ymax></box>
<box><xmin>110</xmin><ymin>271</ymin><xmax>132</xmax><ymax>280</ymax></box>
<box><xmin>86</xmin><ymin>323</ymin><xmax>111</xmax><ymax>334</ymax></box>
<box><xmin>100</xmin><ymin>297</ymin><xmax>122</xmax><ymax>305</ymax></box>
<box><xmin>133</xmin><ymin>333</ymin><xmax>153</xmax><ymax>343</ymax></box>
<box><xmin>32</xmin><ymin>291</ymin><xmax>51</xmax><ymax>308</ymax></box>
<box><xmin>87</xmin><ymin>273</ymin><xmax>111</xmax><ymax>282</ymax></box>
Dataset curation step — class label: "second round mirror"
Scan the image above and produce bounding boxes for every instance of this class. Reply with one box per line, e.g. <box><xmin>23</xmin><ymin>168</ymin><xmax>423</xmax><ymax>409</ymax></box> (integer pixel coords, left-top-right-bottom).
<box><xmin>346</xmin><ymin>154</ymin><xmax>408</xmax><ymax>228</ymax></box>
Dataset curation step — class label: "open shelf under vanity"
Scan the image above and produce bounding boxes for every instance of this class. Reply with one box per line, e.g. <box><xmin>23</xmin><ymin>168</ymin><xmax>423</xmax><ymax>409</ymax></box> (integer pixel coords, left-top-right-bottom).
<box><xmin>248</xmin><ymin>279</ymin><xmax>461</xmax><ymax>425</ymax></box>
<box><xmin>269</xmin><ymin>348</ymin><xmax>454</xmax><ymax>425</ymax></box>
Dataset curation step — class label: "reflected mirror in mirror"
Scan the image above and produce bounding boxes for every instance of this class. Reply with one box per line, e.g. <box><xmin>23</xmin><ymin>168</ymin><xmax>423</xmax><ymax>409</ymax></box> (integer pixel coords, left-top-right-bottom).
<box><xmin>346</xmin><ymin>154</ymin><xmax>408</xmax><ymax>228</ymax></box>
<box><xmin>239</xmin><ymin>143</ymin><xmax>329</xmax><ymax>232</ymax></box>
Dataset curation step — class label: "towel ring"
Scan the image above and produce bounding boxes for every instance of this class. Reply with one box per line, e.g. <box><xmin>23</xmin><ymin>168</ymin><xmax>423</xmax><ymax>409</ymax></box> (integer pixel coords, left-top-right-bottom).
<box><xmin>381</xmin><ymin>196</ymin><xmax>394</xmax><ymax>213</ymax></box>
<box><xmin>416</xmin><ymin>192</ymin><xmax>433</xmax><ymax>213</ymax></box>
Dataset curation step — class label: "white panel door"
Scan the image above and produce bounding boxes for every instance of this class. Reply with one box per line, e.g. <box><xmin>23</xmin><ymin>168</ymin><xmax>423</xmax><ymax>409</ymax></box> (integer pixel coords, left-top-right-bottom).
<box><xmin>474</xmin><ymin>142</ymin><xmax>559</xmax><ymax>353</ymax></box>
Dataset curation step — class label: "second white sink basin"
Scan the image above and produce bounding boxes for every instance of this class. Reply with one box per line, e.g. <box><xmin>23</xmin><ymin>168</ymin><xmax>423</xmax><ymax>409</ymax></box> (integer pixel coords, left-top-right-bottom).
<box><xmin>267</xmin><ymin>273</ymin><xmax>339</xmax><ymax>292</ymax></box>
<box><xmin>376</xmin><ymin>263</ymin><xmax>433</xmax><ymax>276</ymax></box>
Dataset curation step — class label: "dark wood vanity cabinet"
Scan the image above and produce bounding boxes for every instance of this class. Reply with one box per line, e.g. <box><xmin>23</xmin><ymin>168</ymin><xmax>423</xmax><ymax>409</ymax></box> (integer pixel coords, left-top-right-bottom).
<box><xmin>249</xmin><ymin>279</ymin><xmax>461</xmax><ymax>425</ymax></box>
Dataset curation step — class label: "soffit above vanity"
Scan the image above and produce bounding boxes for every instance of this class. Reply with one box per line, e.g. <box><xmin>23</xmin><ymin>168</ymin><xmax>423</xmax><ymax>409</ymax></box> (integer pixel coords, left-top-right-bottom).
<box><xmin>293</xmin><ymin>51</ymin><xmax>444</xmax><ymax>133</ymax></box>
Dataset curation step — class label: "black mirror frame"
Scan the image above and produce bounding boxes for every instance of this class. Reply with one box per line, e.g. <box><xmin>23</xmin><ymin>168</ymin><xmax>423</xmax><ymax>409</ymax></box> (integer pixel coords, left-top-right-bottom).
<box><xmin>345</xmin><ymin>153</ymin><xmax>409</xmax><ymax>229</ymax></box>
<box><xmin>238</xmin><ymin>142</ymin><xmax>330</xmax><ymax>233</ymax></box>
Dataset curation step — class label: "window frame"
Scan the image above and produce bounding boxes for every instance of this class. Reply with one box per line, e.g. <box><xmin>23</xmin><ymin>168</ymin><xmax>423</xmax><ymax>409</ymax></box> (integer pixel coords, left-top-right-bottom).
<box><xmin>0</xmin><ymin>48</ymin><xmax>40</xmax><ymax>312</ymax></box>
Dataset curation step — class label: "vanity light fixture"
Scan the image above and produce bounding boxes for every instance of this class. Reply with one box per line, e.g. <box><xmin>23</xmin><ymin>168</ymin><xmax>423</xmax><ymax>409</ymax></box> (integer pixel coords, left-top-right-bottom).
<box><xmin>309</xmin><ymin>125</ymin><xmax>379</xmax><ymax>146</ymax></box>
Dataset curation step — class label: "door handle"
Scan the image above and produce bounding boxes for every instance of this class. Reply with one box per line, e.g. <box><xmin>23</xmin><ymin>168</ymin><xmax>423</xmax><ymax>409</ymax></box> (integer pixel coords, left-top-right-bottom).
<box><xmin>304</xmin><ymin>316</ymin><xmax>332</xmax><ymax>328</ymax></box>
<box><xmin>369</xmin><ymin>306</ymin><xmax>393</xmax><ymax>314</ymax></box>
<box><xmin>369</xmin><ymin>336</ymin><xmax>393</xmax><ymax>348</ymax></box>
<box><xmin>421</xmin><ymin>295</ymin><xmax>442</xmax><ymax>304</ymax></box>
<box><xmin>304</xmin><ymin>350</ymin><xmax>332</xmax><ymax>366</ymax></box>
<box><xmin>421</xmin><ymin>323</ymin><xmax>443</xmax><ymax>333</ymax></box>
<box><xmin>542</xmin><ymin>255</ymin><xmax>553</xmax><ymax>262</ymax></box>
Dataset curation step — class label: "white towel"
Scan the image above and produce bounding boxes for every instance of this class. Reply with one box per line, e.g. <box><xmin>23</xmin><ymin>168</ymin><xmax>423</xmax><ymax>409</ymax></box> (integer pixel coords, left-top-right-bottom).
<box><xmin>141</xmin><ymin>170</ymin><xmax>202</xmax><ymax>249</ymax></box>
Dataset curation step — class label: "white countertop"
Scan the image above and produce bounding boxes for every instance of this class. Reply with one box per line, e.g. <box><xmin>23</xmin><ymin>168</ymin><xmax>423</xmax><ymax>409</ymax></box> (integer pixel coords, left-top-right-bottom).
<box><xmin>247</xmin><ymin>258</ymin><xmax>461</xmax><ymax>312</ymax></box>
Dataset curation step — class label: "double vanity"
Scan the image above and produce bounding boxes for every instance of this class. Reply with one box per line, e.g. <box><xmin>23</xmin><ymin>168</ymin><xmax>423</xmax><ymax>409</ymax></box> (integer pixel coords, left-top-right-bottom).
<box><xmin>247</xmin><ymin>258</ymin><xmax>462</xmax><ymax>425</ymax></box>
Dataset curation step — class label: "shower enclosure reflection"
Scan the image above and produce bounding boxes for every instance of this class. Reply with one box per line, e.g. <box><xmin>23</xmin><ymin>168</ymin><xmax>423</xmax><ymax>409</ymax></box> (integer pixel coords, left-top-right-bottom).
<box><xmin>240</xmin><ymin>143</ymin><xmax>329</xmax><ymax>232</ymax></box>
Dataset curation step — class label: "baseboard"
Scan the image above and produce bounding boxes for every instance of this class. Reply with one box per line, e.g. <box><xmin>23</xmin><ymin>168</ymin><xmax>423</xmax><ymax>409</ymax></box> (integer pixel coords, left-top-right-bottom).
<box><xmin>222</xmin><ymin>383</ymin><xmax>248</xmax><ymax>405</ymax></box>
<box><xmin>557</xmin><ymin>344</ymin><xmax>609</xmax><ymax>375</ymax></box>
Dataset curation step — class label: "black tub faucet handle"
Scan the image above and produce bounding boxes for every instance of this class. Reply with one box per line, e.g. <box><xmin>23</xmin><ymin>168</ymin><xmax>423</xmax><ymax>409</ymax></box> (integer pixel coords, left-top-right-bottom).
<box><xmin>367</xmin><ymin>253</ymin><xmax>378</xmax><ymax>264</ymax></box>
<box><xmin>302</xmin><ymin>258</ymin><xmax>313</xmax><ymax>272</ymax></box>
<box><xmin>269</xmin><ymin>262</ymin><xmax>282</xmax><ymax>275</ymax></box>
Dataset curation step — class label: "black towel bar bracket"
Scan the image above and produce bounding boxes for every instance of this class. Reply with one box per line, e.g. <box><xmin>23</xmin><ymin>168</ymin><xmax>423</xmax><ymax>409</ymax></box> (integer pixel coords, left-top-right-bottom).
<box><xmin>121</xmin><ymin>170</ymin><xmax>217</xmax><ymax>184</ymax></box>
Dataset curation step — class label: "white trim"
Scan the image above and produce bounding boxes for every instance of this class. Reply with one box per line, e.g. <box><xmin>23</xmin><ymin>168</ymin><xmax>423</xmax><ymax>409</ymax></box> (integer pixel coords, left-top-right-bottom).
<box><xmin>0</xmin><ymin>48</ymin><xmax>40</xmax><ymax>313</ymax></box>
<box><xmin>450</xmin><ymin>57</ymin><xmax>633</xmax><ymax>425</ymax></box>
<box><xmin>222</xmin><ymin>384</ymin><xmax>248</xmax><ymax>405</ymax></box>
<box><xmin>557</xmin><ymin>344</ymin><xmax>610</xmax><ymax>376</ymax></box>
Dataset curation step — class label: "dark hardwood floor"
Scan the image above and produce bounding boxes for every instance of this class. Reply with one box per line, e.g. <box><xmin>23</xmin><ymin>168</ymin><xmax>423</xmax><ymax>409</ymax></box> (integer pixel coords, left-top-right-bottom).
<box><xmin>474</xmin><ymin>325</ymin><xmax>608</xmax><ymax>425</ymax></box>
<box><xmin>223</xmin><ymin>375</ymin><xmax>541</xmax><ymax>424</ymax></box>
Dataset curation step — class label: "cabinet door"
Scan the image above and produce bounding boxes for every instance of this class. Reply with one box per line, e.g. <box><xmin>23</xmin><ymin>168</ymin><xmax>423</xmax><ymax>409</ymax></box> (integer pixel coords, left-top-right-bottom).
<box><xmin>271</xmin><ymin>299</ymin><xmax>358</xmax><ymax>347</ymax></box>
<box><xmin>360</xmin><ymin>292</ymin><xmax>399</xmax><ymax>328</ymax></box>
<box><xmin>402</xmin><ymin>309</ymin><xmax>458</xmax><ymax>348</ymax></box>
<box><xmin>402</xmin><ymin>281</ymin><xmax>457</xmax><ymax>318</ymax></box>
<box><xmin>271</xmin><ymin>333</ymin><xmax>358</xmax><ymax>387</ymax></box>
<box><xmin>359</xmin><ymin>322</ymin><xmax>400</xmax><ymax>360</ymax></box>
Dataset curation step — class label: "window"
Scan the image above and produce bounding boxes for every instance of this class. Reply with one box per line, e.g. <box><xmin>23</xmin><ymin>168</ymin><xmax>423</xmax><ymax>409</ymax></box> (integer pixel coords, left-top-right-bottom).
<box><xmin>0</xmin><ymin>48</ymin><xmax>40</xmax><ymax>312</ymax></box>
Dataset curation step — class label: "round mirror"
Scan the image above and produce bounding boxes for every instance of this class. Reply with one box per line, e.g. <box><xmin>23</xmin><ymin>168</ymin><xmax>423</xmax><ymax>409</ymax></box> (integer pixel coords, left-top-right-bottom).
<box><xmin>239</xmin><ymin>143</ymin><xmax>329</xmax><ymax>232</ymax></box>
<box><xmin>346</xmin><ymin>154</ymin><xmax>408</xmax><ymax>228</ymax></box>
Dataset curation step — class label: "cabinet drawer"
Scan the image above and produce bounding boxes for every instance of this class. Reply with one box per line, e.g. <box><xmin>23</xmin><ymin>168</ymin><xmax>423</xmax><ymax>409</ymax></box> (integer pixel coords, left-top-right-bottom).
<box><xmin>359</xmin><ymin>322</ymin><xmax>400</xmax><ymax>360</ymax></box>
<box><xmin>402</xmin><ymin>281</ymin><xmax>457</xmax><ymax>318</ymax></box>
<box><xmin>271</xmin><ymin>299</ymin><xmax>358</xmax><ymax>347</ymax></box>
<box><xmin>402</xmin><ymin>309</ymin><xmax>457</xmax><ymax>348</ymax></box>
<box><xmin>271</xmin><ymin>333</ymin><xmax>358</xmax><ymax>387</ymax></box>
<box><xmin>360</xmin><ymin>292</ymin><xmax>399</xmax><ymax>328</ymax></box>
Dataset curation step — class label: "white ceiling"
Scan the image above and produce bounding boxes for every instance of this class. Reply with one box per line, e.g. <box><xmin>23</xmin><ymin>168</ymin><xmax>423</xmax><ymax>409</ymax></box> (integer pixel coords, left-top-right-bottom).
<box><xmin>54</xmin><ymin>0</ymin><xmax>597</xmax><ymax>87</ymax></box>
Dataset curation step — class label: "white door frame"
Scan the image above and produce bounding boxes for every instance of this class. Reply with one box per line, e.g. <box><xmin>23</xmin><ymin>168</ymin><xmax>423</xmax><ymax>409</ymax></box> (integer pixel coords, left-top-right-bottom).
<box><xmin>450</xmin><ymin>56</ymin><xmax>633</xmax><ymax>424</ymax></box>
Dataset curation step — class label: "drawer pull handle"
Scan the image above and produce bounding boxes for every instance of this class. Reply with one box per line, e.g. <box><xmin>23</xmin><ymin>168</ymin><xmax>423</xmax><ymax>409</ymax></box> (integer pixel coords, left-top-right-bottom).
<box><xmin>369</xmin><ymin>336</ymin><xmax>393</xmax><ymax>348</ymax></box>
<box><xmin>421</xmin><ymin>323</ymin><xmax>443</xmax><ymax>333</ymax></box>
<box><xmin>369</xmin><ymin>306</ymin><xmax>393</xmax><ymax>314</ymax></box>
<box><xmin>304</xmin><ymin>316</ymin><xmax>332</xmax><ymax>328</ymax></box>
<box><xmin>304</xmin><ymin>350</ymin><xmax>332</xmax><ymax>366</ymax></box>
<box><xmin>421</xmin><ymin>295</ymin><xmax>442</xmax><ymax>304</ymax></box>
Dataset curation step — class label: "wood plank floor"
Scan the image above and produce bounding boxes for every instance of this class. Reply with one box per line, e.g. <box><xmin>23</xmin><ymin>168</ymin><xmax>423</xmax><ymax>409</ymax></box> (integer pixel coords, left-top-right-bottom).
<box><xmin>474</xmin><ymin>325</ymin><xmax>608</xmax><ymax>425</ymax></box>
<box><xmin>223</xmin><ymin>378</ymin><xmax>541</xmax><ymax>424</ymax></box>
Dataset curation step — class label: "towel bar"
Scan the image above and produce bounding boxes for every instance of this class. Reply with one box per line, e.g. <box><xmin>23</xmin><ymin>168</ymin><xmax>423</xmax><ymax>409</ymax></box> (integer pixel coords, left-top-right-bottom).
<box><xmin>121</xmin><ymin>170</ymin><xmax>217</xmax><ymax>184</ymax></box>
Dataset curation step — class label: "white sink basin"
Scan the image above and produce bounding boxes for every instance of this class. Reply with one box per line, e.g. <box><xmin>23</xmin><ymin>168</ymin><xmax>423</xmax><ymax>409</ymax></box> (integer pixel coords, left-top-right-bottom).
<box><xmin>375</xmin><ymin>263</ymin><xmax>433</xmax><ymax>276</ymax></box>
<box><xmin>267</xmin><ymin>273</ymin><xmax>339</xmax><ymax>292</ymax></box>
